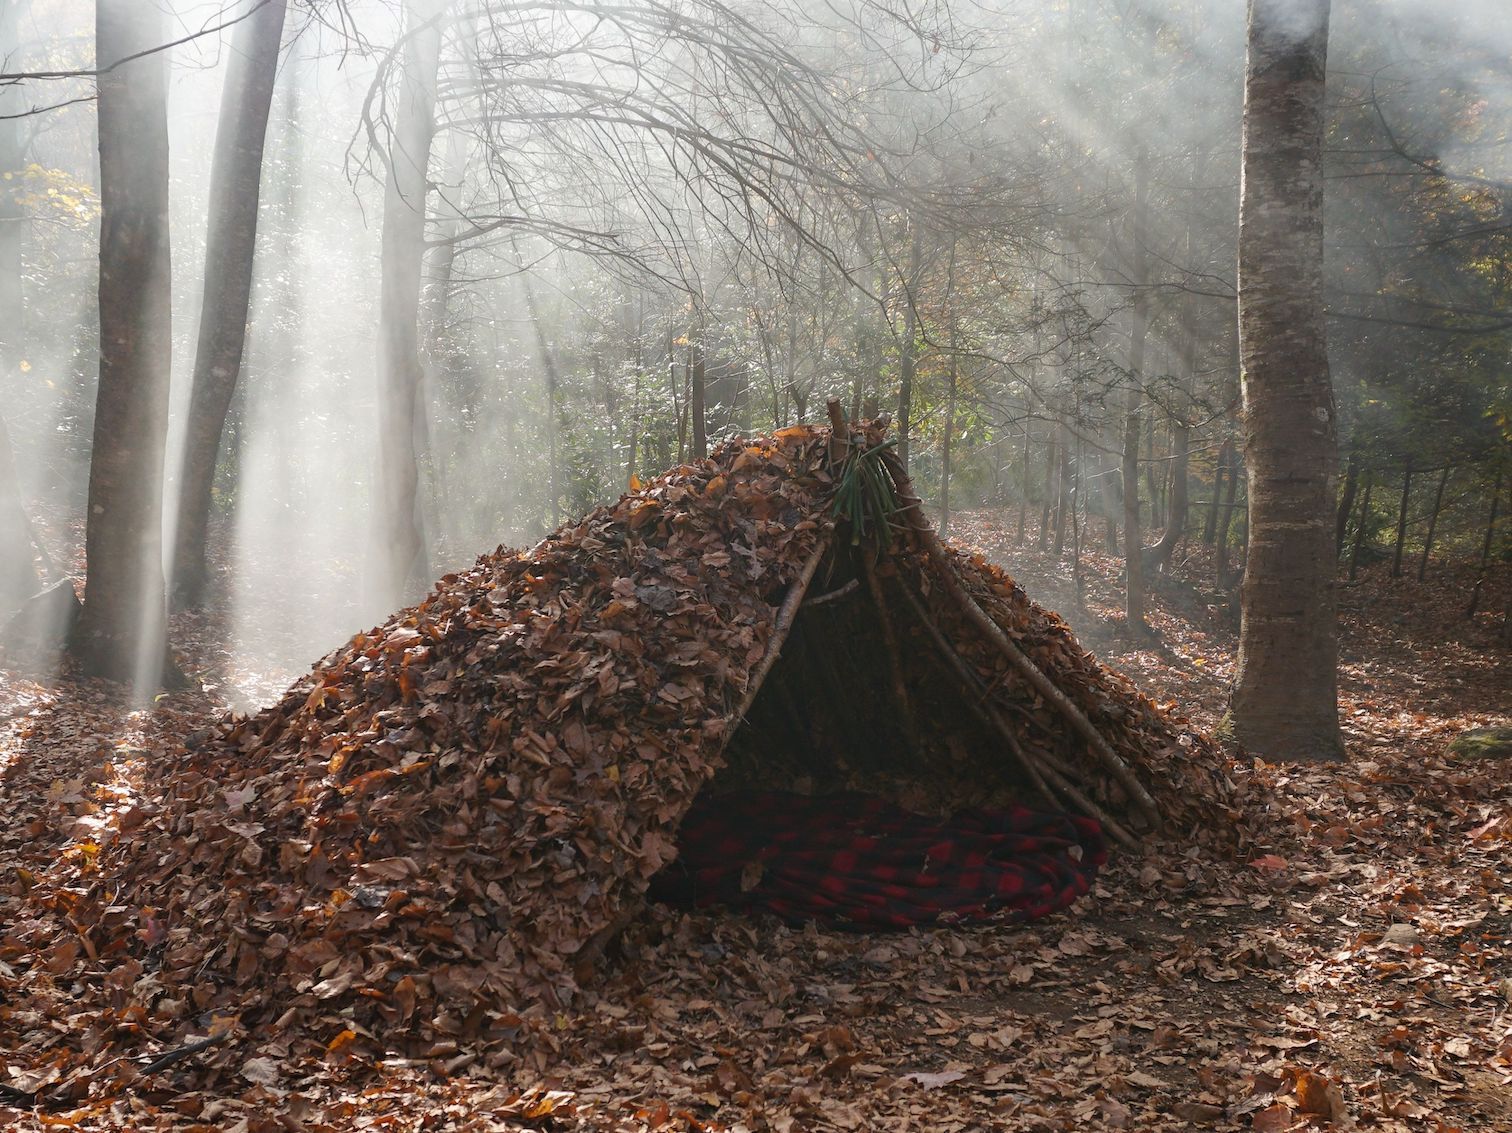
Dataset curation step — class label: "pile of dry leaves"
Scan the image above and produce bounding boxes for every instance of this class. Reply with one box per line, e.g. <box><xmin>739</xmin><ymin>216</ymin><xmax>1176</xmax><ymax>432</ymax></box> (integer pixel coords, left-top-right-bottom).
<box><xmin>0</xmin><ymin>425</ymin><xmax>1247</xmax><ymax>1120</ymax></box>
<box><xmin>5</xmin><ymin>430</ymin><xmax>1503</xmax><ymax>1132</ymax></box>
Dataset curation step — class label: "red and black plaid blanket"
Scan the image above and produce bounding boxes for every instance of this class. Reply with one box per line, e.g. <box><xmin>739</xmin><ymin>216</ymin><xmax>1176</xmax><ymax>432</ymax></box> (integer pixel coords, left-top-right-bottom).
<box><xmin>648</xmin><ymin>791</ymin><xmax>1106</xmax><ymax>929</ymax></box>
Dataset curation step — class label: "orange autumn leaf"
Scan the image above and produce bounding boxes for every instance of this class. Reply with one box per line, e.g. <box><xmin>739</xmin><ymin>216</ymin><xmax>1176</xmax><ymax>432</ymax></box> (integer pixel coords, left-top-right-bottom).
<box><xmin>1295</xmin><ymin>1070</ymin><xmax>1346</xmax><ymax>1123</ymax></box>
<box><xmin>325</xmin><ymin>1029</ymin><xmax>357</xmax><ymax>1058</ymax></box>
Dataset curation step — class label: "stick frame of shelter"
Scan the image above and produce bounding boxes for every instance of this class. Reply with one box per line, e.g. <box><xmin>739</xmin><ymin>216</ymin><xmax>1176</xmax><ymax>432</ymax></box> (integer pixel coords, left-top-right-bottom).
<box><xmin>891</xmin><ymin>572</ymin><xmax>1061</xmax><ymax>807</ymax></box>
<box><xmin>892</xmin><ymin>572</ymin><xmax>1140</xmax><ymax>848</ymax></box>
<box><xmin>729</xmin><ymin>535</ymin><xmax>831</xmax><ymax>730</ymax></box>
<box><xmin>875</xmin><ymin>440</ymin><xmax>1164</xmax><ymax>830</ymax></box>
<box><xmin>859</xmin><ymin>547</ymin><xmax>923</xmax><ymax>759</ymax></box>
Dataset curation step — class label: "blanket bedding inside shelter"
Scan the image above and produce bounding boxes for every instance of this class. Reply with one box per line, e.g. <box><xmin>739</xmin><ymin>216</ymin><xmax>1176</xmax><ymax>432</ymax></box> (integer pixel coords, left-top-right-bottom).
<box><xmin>649</xmin><ymin>790</ymin><xmax>1106</xmax><ymax>929</ymax></box>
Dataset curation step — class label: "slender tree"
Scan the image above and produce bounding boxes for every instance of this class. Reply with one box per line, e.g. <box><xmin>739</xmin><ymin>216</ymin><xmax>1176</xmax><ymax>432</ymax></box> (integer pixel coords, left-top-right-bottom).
<box><xmin>374</xmin><ymin>0</ymin><xmax>445</xmax><ymax>607</ymax></box>
<box><xmin>72</xmin><ymin>1</ymin><xmax>179</xmax><ymax>688</ymax></box>
<box><xmin>894</xmin><ymin>222</ymin><xmax>923</xmax><ymax>472</ymax></box>
<box><xmin>0</xmin><ymin>1</ymin><xmax>36</xmax><ymax>617</ymax></box>
<box><xmin>0</xmin><ymin>411</ymin><xmax>41</xmax><ymax>615</ymax></box>
<box><xmin>1122</xmin><ymin>147</ymin><xmax>1150</xmax><ymax>633</ymax></box>
<box><xmin>0</xmin><ymin>0</ymin><xmax>26</xmax><ymax>369</ymax></box>
<box><xmin>171</xmin><ymin>0</ymin><xmax>288</xmax><ymax>608</ymax></box>
<box><xmin>1227</xmin><ymin>0</ymin><xmax>1342</xmax><ymax>760</ymax></box>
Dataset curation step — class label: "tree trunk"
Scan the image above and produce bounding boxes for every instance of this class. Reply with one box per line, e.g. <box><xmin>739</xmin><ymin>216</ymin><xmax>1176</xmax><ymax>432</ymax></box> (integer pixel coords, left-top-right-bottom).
<box><xmin>517</xmin><ymin>251</ymin><xmax>562</xmax><ymax>528</ymax></box>
<box><xmin>939</xmin><ymin>236</ymin><xmax>958</xmax><ymax>538</ymax></box>
<box><xmin>1053</xmin><ymin>420</ymin><xmax>1071</xmax><ymax>556</ymax></box>
<box><xmin>1070</xmin><ymin>433</ymin><xmax>1085</xmax><ymax>608</ymax></box>
<box><xmin>1229</xmin><ymin>0</ymin><xmax>1342</xmax><ymax>761</ymax></box>
<box><xmin>690</xmin><ymin>319</ymin><xmax>708</xmax><ymax>459</ymax></box>
<box><xmin>939</xmin><ymin>354</ymin><xmax>958</xmax><ymax>538</ymax></box>
<box><xmin>895</xmin><ymin>221</ymin><xmax>923</xmax><ymax>473</ymax></box>
<box><xmin>374</xmin><ymin>0</ymin><xmax>444</xmax><ymax>608</ymax></box>
<box><xmin>1334</xmin><ymin>448</ymin><xmax>1358</xmax><ymax>557</ymax></box>
<box><xmin>0</xmin><ymin>8</ymin><xmax>39</xmax><ymax>612</ymax></box>
<box><xmin>1466</xmin><ymin>469</ymin><xmax>1501</xmax><ymax>617</ymax></box>
<box><xmin>1145</xmin><ymin>419</ymin><xmax>1190</xmax><ymax>574</ymax></box>
<box><xmin>1122</xmin><ymin>147</ymin><xmax>1150</xmax><ymax>631</ymax></box>
<box><xmin>1390</xmin><ymin>462</ymin><xmax>1413</xmax><ymax>579</ymax></box>
<box><xmin>171</xmin><ymin>0</ymin><xmax>288</xmax><ymax>608</ymax></box>
<box><xmin>625</xmin><ymin>291</ymin><xmax>645</xmax><ymax>484</ymax></box>
<box><xmin>1146</xmin><ymin>275</ymin><xmax>1199</xmax><ymax>574</ymax></box>
<box><xmin>1215</xmin><ymin>439</ymin><xmax>1239</xmax><ymax>587</ymax></box>
<box><xmin>1417</xmin><ymin>466</ymin><xmax>1449</xmax><ymax>581</ymax></box>
<box><xmin>0</xmin><ymin>0</ymin><xmax>27</xmax><ymax>370</ymax></box>
<box><xmin>1347</xmin><ymin>470</ymin><xmax>1372</xmax><ymax>582</ymax></box>
<box><xmin>1037</xmin><ymin>428</ymin><xmax>1055</xmax><ymax>551</ymax></box>
<box><xmin>1100</xmin><ymin>422</ymin><xmax>1121</xmax><ymax>554</ymax></box>
<box><xmin>0</xmin><ymin>411</ymin><xmax>42</xmax><ymax>616</ymax></box>
<box><xmin>1204</xmin><ymin>439</ymin><xmax>1226</xmax><ymax>544</ymax></box>
<box><xmin>73</xmin><ymin>2</ymin><xmax>178</xmax><ymax>690</ymax></box>
<box><xmin>1015</xmin><ymin>418</ymin><xmax>1030</xmax><ymax>543</ymax></box>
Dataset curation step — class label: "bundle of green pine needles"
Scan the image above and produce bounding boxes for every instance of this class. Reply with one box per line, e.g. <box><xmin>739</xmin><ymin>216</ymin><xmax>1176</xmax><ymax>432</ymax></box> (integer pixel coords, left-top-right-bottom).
<box><xmin>831</xmin><ymin>439</ymin><xmax>902</xmax><ymax>548</ymax></box>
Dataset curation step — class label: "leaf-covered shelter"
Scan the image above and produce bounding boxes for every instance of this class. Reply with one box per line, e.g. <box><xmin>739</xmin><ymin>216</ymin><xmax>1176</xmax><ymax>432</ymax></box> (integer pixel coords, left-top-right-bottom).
<box><xmin>95</xmin><ymin>410</ymin><xmax>1245</xmax><ymax>1060</ymax></box>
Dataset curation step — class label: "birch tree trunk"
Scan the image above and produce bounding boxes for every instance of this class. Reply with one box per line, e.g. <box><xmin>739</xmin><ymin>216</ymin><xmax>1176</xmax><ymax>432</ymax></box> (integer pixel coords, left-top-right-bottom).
<box><xmin>171</xmin><ymin>0</ymin><xmax>288</xmax><ymax>608</ymax></box>
<box><xmin>374</xmin><ymin>0</ymin><xmax>444</xmax><ymax>607</ymax></box>
<box><xmin>73</xmin><ymin>2</ymin><xmax>180</xmax><ymax>689</ymax></box>
<box><xmin>1228</xmin><ymin>0</ymin><xmax>1342</xmax><ymax>761</ymax></box>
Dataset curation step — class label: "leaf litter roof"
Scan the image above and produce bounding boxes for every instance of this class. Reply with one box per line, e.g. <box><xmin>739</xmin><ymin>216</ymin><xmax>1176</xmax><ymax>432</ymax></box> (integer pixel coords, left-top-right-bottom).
<box><xmin>84</xmin><ymin>424</ymin><xmax>1248</xmax><ymax>1069</ymax></box>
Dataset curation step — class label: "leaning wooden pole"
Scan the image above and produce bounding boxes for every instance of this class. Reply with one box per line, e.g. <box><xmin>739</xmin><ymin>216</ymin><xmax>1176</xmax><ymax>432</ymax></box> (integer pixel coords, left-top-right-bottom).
<box><xmin>860</xmin><ymin>546</ymin><xmax>924</xmax><ymax>758</ymax></box>
<box><xmin>892</xmin><ymin>570</ymin><xmax>1058</xmax><ymax>803</ymax></box>
<box><xmin>895</xmin><ymin>575</ymin><xmax>1140</xmax><ymax>848</ymax></box>
<box><xmin>727</xmin><ymin>535</ymin><xmax>830</xmax><ymax>730</ymax></box>
<box><xmin>878</xmin><ymin>446</ymin><xmax>1163</xmax><ymax>829</ymax></box>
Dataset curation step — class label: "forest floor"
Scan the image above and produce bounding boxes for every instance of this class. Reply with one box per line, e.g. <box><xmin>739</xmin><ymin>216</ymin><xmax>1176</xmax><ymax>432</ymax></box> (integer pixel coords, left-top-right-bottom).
<box><xmin>1</xmin><ymin>511</ymin><xmax>1509</xmax><ymax>1132</ymax></box>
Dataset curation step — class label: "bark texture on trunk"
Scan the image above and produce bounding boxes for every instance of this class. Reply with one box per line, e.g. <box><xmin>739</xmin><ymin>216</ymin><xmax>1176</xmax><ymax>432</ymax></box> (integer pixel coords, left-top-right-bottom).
<box><xmin>74</xmin><ymin>2</ymin><xmax>177</xmax><ymax>689</ymax></box>
<box><xmin>374</xmin><ymin>0</ymin><xmax>444</xmax><ymax>608</ymax></box>
<box><xmin>1229</xmin><ymin>0</ymin><xmax>1342</xmax><ymax>761</ymax></box>
<box><xmin>171</xmin><ymin>0</ymin><xmax>288</xmax><ymax>608</ymax></box>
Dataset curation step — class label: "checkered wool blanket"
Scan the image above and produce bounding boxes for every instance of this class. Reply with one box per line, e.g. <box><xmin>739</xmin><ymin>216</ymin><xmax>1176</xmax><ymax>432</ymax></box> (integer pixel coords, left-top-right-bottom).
<box><xmin>648</xmin><ymin>791</ymin><xmax>1106</xmax><ymax>929</ymax></box>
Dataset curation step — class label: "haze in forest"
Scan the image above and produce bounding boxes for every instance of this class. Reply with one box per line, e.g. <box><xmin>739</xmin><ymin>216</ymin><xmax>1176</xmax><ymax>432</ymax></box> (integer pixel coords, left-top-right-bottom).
<box><xmin>0</xmin><ymin>0</ymin><xmax>1506</xmax><ymax>707</ymax></box>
